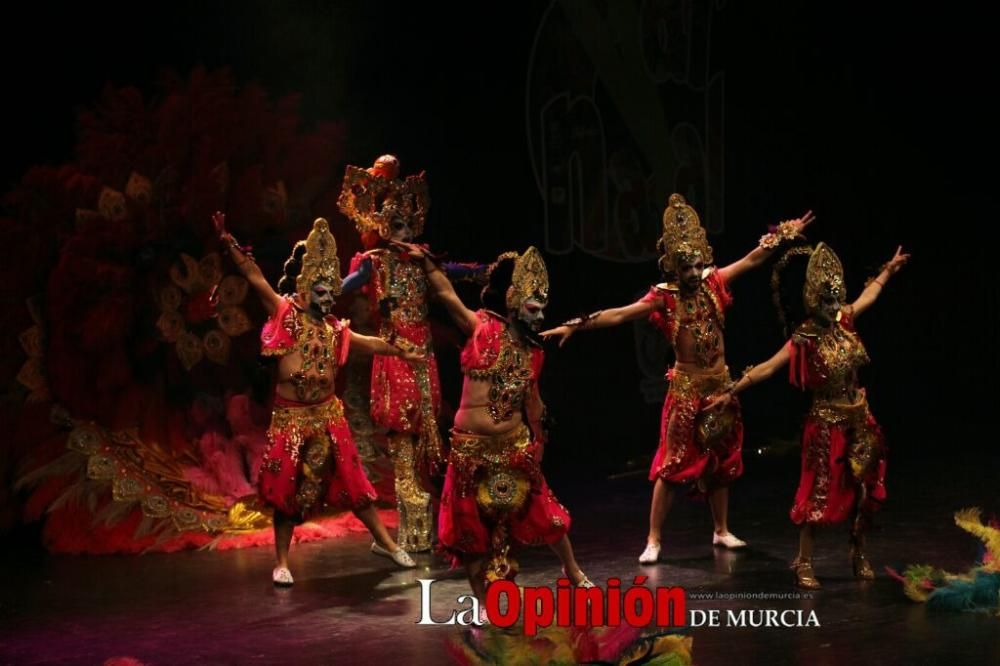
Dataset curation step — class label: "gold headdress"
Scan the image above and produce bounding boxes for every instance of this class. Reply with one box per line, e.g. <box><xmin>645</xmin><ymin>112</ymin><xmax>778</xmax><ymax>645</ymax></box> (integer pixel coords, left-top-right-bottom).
<box><xmin>482</xmin><ymin>247</ymin><xmax>550</xmax><ymax>312</ymax></box>
<box><xmin>294</xmin><ymin>218</ymin><xmax>342</xmax><ymax>300</ymax></box>
<box><xmin>506</xmin><ymin>246</ymin><xmax>549</xmax><ymax>312</ymax></box>
<box><xmin>336</xmin><ymin>155</ymin><xmax>430</xmax><ymax>239</ymax></box>
<box><xmin>657</xmin><ymin>193</ymin><xmax>714</xmax><ymax>274</ymax></box>
<box><xmin>803</xmin><ymin>242</ymin><xmax>845</xmax><ymax>311</ymax></box>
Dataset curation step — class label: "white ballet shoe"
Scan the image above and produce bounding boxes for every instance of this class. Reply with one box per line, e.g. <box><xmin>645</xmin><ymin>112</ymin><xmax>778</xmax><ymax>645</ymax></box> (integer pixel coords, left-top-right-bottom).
<box><xmin>638</xmin><ymin>542</ymin><xmax>661</xmax><ymax>564</ymax></box>
<box><xmin>712</xmin><ymin>532</ymin><xmax>747</xmax><ymax>549</ymax></box>
<box><xmin>371</xmin><ymin>541</ymin><xmax>417</xmax><ymax>568</ymax></box>
<box><xmin>272</xmin><ymin>566</ymin><xmax>294</xmax><ymax>586</ymax></box>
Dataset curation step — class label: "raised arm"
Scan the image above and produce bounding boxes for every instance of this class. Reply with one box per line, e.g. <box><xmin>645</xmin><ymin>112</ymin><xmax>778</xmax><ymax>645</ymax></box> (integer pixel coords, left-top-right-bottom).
<box><xmin>392</xmin><ymin>241</ymin><xmax>479</xmax><ymax>335</ymax></box>
<box><xmin>718</xmin><ymin>211</ymin><xmax>815</xmax><ymax>283</ymax></box>
<box><xmin>214</xmin><ymin>211</ymin><xmax>282</xmax><ymax>315</ymax></box>
<box><xmin>850</xmin><ymin>246</ymin><xmax>910</xmax><ymax>318</ymax></box>
<box><xmin>539</xmin><ymin>297</ymin><xmax>656</xmax><ymax>347</ymax></box>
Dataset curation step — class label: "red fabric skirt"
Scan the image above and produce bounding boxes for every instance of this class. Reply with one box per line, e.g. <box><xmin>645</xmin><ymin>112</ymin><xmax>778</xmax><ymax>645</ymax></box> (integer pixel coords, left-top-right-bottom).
<box><xmin>649</xmin><ymin>367</ymin><xmax>743</xmax><ymax>488</ymax></box>
<box><xmin>790</xmin><ymin>396</ymin><xmax>887</xmax><ymax>525</ymax></box>
<box><xmin>437</xmin><ymin>424</ymin><xmax>570</xmax><ymax>569</ymax></box>
<box><xmin>258</xmin><ymin>395</ymin><xmax>377</xmax><ymax>519</ymax></box>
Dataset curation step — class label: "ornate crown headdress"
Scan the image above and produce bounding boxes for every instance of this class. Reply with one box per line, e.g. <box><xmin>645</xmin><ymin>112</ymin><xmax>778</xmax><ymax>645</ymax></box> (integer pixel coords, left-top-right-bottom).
<box><xmin>657</xmin><ymin>193</ymin><xmax>714</xmax><ymax>274</ymax></box>
<box><xmin>803</xmin><ymin>242</ymin><xmax>846</xmax><ymax>311</ymax></box>
<box><xmin>481</xmin><ymin>247</ymin><xmax>550</xmax><ymax>312</ymax></box>
<box><xmin>507</xmin><ymin>246</ymin><xmax>549</xmax><ymax>312</ymax></box>
<box><xmin>294</xmin><ymin>218</ymin><xmax>342</xmax><ymax>300</ymax></box>
<box><xmin>336</xmin><ymin>154</ymin><xmax>430</xmax><ymax>239</ymax></box>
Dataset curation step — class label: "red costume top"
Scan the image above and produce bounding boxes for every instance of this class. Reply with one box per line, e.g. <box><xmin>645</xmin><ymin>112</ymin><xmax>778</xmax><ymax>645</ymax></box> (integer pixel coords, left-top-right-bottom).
<box><xmin>787</xmin><ymin>308</ymin><xmax>869</xmax><ymax>395</ymax></box>
<box><xmin>641</xmin><ymin>268</ymin><xmax>732</xmax><ymax>367</ymax></box>
<box><xmin>261</xmin><ymin>297</ymin><xmax>351</xmax><ymax>367</ymax></box>
<box><xmin>460</xmin><ymin>310</ymin><xmax>544</xmax><ymax>425</ymax></box>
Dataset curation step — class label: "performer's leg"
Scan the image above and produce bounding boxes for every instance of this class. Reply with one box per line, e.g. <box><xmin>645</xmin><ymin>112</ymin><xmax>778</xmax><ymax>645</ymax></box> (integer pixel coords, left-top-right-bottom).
<box><xmin>708</xmin><ymin>486</ymin><xmax>747</xmax><ymax>548</ymax></box>
<box><xmin>270</xmin><ymin>510</ymin><xmax>296</xmax><ymax>585</ymax></box>
<box><xmin>390</xmin><ymin>432</ymin><xmax>434</xmax><ymax>552</ymax></box>
<box><xmin>797</xmin><ymin>523</ymin><xmax>815</xmax><ymax>561</ymax></box>
<box><xmin>648</xmin><ymin>477</ymin><xmax>675</xmax><ymax>545</ymax></box>
<box><xmin>274</xmin><ymin>510</ymin><xmax>295</xmax><ymax>568</ymax></box>
<box><xmin>640</xmin><ymin>478</ymin><xmax>674</xmax><ymax>563</ymax></box>
<box><xmin>848</xmin><ymin>484</ymin><xmax>875</xmax><ymax>579</ymax></box>
<box><xmin>792</xmin><ymin>524</ymin><xmax>820</xmax><ymax>589</ymax></box>
<box><xmin>708</xmin><ymin>486</ymin><xmax>730</xmax><ymax>535</ymax></box>
<box><xmin>548</xmin><ymin>535</ymin><xmax>592</xmax><ymax>586</ymax></box>
<box><xmin>354</xmin><ymin>504</ymin><xmax>416</xmax><ymax>567</ymax></box>
<box><xmin>465</xmin><ymin>557</ymin><xmax>487</xmax><ymax>605</ymax></box>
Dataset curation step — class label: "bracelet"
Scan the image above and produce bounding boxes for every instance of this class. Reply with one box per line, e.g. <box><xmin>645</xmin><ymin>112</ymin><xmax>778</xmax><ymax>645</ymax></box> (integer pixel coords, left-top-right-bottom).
<box><xmin>563</xmin><ymin>310</ymin><xmax>602</xmax><ymax>328</ymax></box>
<box><xmin>758</xmin><ymin>220</ymin><xmax>802</xmax><ymax>250</ymax></box>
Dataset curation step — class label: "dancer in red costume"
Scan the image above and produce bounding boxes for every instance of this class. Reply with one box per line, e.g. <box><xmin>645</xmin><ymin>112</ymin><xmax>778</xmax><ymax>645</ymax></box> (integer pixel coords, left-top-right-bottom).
<box><xmin>216</xmin><ymin>212</ymin><xmax>421</xmax><ymax>585</ymax></box>
<box><xmin>705</xmin><ymin>243</ymin><xmax>909</xmax><ymax>588</ymax></box>
<box><xmin>338</xmin><ymin>155</ymin><xmax>484</xmax><ymax>552</ymax></box>
<box><xmin>396</xmin><ymin>241</ymin><xmax>592</xmax><ymax>615</ymax></box>
<box><xmin>542</xmin><ymin>194</ymin><xmax>813</xmax><ymax>564</ymax></box>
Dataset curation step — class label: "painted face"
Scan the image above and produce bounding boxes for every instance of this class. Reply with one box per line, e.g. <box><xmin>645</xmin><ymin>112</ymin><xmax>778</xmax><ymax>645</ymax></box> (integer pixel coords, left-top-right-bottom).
<box><xmin>517</xmin><ymin>296</ymin><xmax>547</xmax><ymax>331</ymax></box>
<box><xmin>388</xmin><ymin>216</ymin><xmax>414</xmax><ymax>242</ymax></box>
<box><xmin>677</xmin><ymin>258</ymin><xmax>705</xmax><ymax>292</ymax></box>
<box><xmin>815</xmin><ymin>293</ymin><xmax>842</xmax><ymax>325</ymax></box>
<box><xmin>309</xmin><ymin>281</ymin><xmax>336</xmax><ymax>316</ymax></box>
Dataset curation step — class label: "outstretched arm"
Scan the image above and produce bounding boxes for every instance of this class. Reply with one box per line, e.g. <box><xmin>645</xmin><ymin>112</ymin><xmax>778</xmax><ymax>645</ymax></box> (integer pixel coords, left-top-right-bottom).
<box><xmin>851</xmin><ymin>245</ymin><xmax>910</xmax><ymax>318</ymax></box>
<box><xmin>348</xmin><ymin>330</ymin><xmax>425</xmax><ymax>362</ymax></box>
<box><xmin>702</xmin><ymin>344</ymin><xmax>791</xmax><ymax>411</ymax></box>
<box><xmin>442</xmin><ymin>261</ymin><xmax>490</xmax><ymax>284</ymax></box>
<box><xmin>214</xmin><ymin>211</ymin><xmax>281</xmax><ymax>315</ymax></box>
<box><xmin>718</xmin><ymin>211</ymin><xmax>815</xmax><ymax>283</ymax></box>
<box><xmin>392</xmin><ymin>241</ymin><xmax>479</xmax><ymax>335</ymax></box>
<box><xmin>539</xmin><ymin>297</ymin><xmax>656</xmax><ymax>347</ymax></box>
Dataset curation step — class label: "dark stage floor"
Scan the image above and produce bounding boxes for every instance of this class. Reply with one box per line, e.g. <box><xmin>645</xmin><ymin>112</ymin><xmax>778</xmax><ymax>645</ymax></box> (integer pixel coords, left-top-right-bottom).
<box><xmin>2</xmin><ymin>452</ymin><xmax>998</xmax><ymax>665</ymax></box>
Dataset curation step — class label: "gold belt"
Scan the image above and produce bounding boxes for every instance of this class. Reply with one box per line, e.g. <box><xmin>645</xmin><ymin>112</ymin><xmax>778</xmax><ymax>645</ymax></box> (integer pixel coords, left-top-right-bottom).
<box><xmin>809</xmin><ymin>394</ymin><xmax>869</xmax><ymax>425</ymax></box>
<box><xmin>450</xmin><ymin>424</ymin><xmax>532</xmax><ymax>464</ymax></box>
<box><xmin>270</xmin><ymin>399</ymin><xmax>344</xmax><ymax>435</ymax></box>
<box><xmin>668</xmin><ymin>366</ymin><xmax>731</xmax><ymax>397</ymax></box>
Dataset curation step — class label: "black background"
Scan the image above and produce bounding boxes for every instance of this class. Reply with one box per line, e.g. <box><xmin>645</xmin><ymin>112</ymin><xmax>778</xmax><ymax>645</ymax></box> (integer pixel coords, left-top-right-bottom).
<box><xmin>2</xmin><ymin>1</ymin><xmax>997</xmax><ymax>481</ymax></box>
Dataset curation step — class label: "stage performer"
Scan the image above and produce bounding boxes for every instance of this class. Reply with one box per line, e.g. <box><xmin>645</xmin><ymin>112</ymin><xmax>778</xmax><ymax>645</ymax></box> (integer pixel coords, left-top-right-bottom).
<box><xmin>704</xmin><ymin>242</ymin><xmax>909</xmax><ymax>588</ymax></box>
<box><xmin>396</xmin><ymin>241</ymin><xmax>592</xmax><ymax>612</ymax></box>
<box><xmin>337</xmin><ymin>154</ymin><xmax>484</xmax><ymax>552</ymax></box>
<box><xmin>542</xmin><ymin>194</ymin><xmax>813</xmax><ymax>564</ymax></box>
<box><xmin>216</xmin><ymin>212</ymin><xmax>419</xmax><ymax>585</ymax></box>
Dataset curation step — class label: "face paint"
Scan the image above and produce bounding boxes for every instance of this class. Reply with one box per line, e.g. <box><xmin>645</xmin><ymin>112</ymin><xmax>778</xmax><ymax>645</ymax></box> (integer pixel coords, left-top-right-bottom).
<box><xmin>310</xmin><ymin>282</ymin><xmax>335</xmax><ymax>316</ymax></box>
<box><xmin>517</xmin><ymin>296</ymin><xmax>547</xmax><ymax>331</ymax></box>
